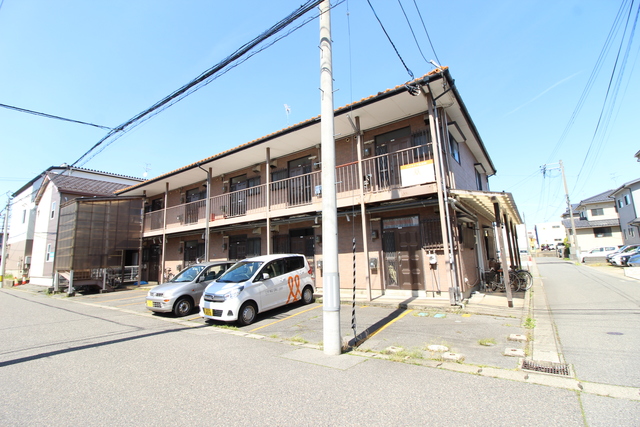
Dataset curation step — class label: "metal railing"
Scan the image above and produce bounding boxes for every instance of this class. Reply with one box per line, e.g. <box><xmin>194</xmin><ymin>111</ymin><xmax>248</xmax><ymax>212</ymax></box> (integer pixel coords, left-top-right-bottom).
<box><xmin>144</xmin><ymin>143</ymin><xmax>432</xmax><ymax>230</ymax></box>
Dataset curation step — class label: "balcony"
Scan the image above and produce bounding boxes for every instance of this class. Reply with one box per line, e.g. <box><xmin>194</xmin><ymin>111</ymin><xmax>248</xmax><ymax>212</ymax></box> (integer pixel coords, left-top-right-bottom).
<box><xmin>144</xmin><ymin>143</ymin><xmax>434</xmax><ymax>233</ymax></box>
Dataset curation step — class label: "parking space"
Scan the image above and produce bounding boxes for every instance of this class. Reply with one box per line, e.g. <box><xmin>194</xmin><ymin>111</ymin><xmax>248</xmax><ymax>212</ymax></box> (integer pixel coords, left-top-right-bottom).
<box><xmin>67</xmin><ymin>286</ymin><xmax>526</xmax><ymax>369</ymax></box>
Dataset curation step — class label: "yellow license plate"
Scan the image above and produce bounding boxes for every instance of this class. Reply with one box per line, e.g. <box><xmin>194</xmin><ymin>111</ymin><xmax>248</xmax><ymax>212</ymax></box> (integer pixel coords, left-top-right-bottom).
<box><xmin>203</xmin><ymin>308</ymin><xmax>213</xmax><ymax>316</ymax></box>
<box><xmin>146</xmin><ymin>300</ymin><xmax>153</xmax><ymax>307</ymax></box>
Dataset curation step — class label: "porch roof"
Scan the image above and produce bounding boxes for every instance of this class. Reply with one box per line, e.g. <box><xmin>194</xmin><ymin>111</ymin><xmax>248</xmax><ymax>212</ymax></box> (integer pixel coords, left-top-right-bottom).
<box><xmin>116</xmin><ymin>67</ymin><xmax>497</xmax><ymax>197</ymax></box>
<box><xmin>450</xmin><ymin>189</ymin><xmax>523</xmax><ymax>225</ymax></box>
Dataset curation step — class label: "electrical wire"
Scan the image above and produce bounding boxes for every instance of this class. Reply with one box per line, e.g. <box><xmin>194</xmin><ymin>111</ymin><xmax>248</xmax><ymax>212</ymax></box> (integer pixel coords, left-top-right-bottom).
<box><xmin>573</xmin><ymin>0</ymin><xmax>638</xmax><ymax>194</ymax></box>
<box><xmin>0</xmin><ymin>103</ymin><xmax>113</xmax><ymax>130</ymax></box>
<box><xmin>70</xmin><ymin>0</ymin><xmax>333</xmax><ymax>168</ymax></box>
<box><xmin>365</xmin><ymin>0</ymin><xmax>414</xmax><ymax>80</ymax></box>
<box><xmin>546</xmin><ymin>0</ymin><xmax>631</xmax><ymax>163</ymax></box>
<box><xmin>410</xmin><ymin>0</ymin><xmax>441</xmax><ymax>66</ymax></box>
<box><xmin>396</xmin><ymin>0</ymin><xmax>429</xmax><ymax>64</ymax></box>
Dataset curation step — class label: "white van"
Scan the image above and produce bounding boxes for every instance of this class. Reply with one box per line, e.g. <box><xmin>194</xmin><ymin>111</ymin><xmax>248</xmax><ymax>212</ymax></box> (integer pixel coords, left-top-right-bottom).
<box><xmin>200</xmin><ymin>254</ymin><xmax>315</xmax><ymax>325</ymax></box>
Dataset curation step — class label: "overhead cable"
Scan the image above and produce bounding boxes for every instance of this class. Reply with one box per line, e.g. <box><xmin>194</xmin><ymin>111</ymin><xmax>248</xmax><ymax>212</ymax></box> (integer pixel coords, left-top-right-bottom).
<box><xmin>0</xmin><ymin>103</ymin><xmax>113</xmax><ymax>130</ymax></box>
<box><xmin>70</xmin><ymin>0</ymin><xmax>329</xmax><ymax>167</ymax></box>
<box><xmin>365</xmin><ymin>0</ymin><xmax>414</xmax><ymax>80</ymax></box>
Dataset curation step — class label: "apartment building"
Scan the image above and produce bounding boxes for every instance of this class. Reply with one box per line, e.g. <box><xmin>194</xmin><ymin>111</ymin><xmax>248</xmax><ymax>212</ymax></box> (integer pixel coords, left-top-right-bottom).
<box><xmin>117</xmin><ymin>68</ymin><xmax>522</xmax><ymax>301</ymax></box>
<box><xmin>6</xmin><ymin>166</ymin><xmax>143</xmax><ymax>286</ymax></box>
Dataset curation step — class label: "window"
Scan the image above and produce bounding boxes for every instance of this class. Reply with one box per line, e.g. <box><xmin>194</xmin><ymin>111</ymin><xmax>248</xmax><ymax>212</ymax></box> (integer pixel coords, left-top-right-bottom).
<box><xmin>247</xmin><ymin>237</ymin><xmax>261</xmax><ymax>257</ymax></box>
<box><xmin>624</xmin><ymin>195</ymin><xmax>630</xmax><ymax>205</ymax></box>
<box><xmin>449</xmin><ymin>133</ymin><xmax>460</xmax><ymax>163</ymax></box>
<box><xmin>618</xmin><ymin>199</ymin><xmax>623</xmax><ymax>208</ymax></box>
<box><xmin>629</xmin><ymin>227</ymin><xmax>636</xmax><ymax>238</ymax></box>
<box><xmin>591</xmin><ymin>208</ymin><xmax>604</xmax><ymax>216</ymax></box>
<box><xmin>593</xmin><ymin>227</ymin><xmax>612</xmax><ymax>238</ymax></box>
<box><xmin>45</xmin><ymin>244</ymin><xmax>54</xmax><ymax>262</ymax></box>
<box><xmin>552</xmin><ymin>225</ymin><xmax>560</xmax><ymax>229</ymax></box>
<box><xmin>50</xmin><ymin>202</ymin><xmax>56</xmax><ymax>219</ymax></box>
<box><xmin>475</xmin><ymin>170</ymin><xmax>483</xmax><ymax>191</ymax></box>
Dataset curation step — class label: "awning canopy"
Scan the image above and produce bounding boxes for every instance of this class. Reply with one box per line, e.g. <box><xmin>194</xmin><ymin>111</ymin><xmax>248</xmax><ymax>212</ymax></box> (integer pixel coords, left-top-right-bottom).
<box><xmin>450</xmin><ymin>189</ymin><xmax>522</xmax><ymax>225</ymax></box>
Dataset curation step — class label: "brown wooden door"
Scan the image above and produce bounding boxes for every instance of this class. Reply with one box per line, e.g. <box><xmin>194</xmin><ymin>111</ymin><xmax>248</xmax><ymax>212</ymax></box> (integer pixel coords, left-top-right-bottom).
<box><xmin>382</xmin><ymin>217</ymin><xmax>423</xmax><ymax>290</ymax></box>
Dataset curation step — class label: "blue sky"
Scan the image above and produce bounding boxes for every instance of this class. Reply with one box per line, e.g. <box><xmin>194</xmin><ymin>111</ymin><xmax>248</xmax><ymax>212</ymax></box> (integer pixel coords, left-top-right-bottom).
<box><xmin>1</xmin><ymin>0</ymin><xmax>638</xmax><ymax>230</ymax></box>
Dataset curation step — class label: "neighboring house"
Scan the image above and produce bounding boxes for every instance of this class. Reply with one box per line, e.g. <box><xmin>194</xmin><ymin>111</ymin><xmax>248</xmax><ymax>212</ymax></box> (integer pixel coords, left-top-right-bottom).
<box><xmin>6</xmin><ymin>167</ymin><xmax>143</xmax><ymax>287</ymax></box>
<box><xmin>610</xmin><ymin>177</ymin><xmax>640</xmax><ymax>245</ymax></box>
<box><xmin>117</xmin><ymin>68</ymin><xmax>523</xmax><ymax>302</ymax></box>
<box><xmin>561</xmin><ymin>190</ymin><xmax>623</xmax><ymax>252</ymax></box>
<box><xmin>534</xmin><ymin>222</ymin><xmax>565</xmax><ymax>249</ymax></box>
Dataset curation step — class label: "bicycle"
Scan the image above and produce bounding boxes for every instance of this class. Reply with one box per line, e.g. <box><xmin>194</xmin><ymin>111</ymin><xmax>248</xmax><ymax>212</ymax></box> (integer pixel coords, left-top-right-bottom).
<box><xmin>485</xmin><ymin>267</ymin><xmax>519</xmax><ymax>292</ymax></box>
<box><xmin>514</xmin><ymin>269</ymin><xmax>533</xmax><ymax>291</ymax></box>
<box><xmin>163</xmin><ymin>267</ymin><xmax>174</xmax><ymax>282</ymax></box>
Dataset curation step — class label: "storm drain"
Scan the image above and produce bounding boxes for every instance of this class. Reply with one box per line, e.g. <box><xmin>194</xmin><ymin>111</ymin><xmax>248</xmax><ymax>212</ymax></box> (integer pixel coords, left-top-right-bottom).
<box><xmin>521</xmin><ymin>359</ymin><xmax>571</xmax><ymax>376</ymax></box>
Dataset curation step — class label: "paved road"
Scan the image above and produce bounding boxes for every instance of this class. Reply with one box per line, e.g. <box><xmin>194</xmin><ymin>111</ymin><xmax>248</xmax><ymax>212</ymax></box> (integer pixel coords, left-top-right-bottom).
<box><xmin>536</xmin><ymin>258</ymin><xmax>640</xmax><ymax>388</ymax></box>
<box><xmin>2</xmin><ymin>284</ymin><xmax>639</xmax><ymax>426</ymax></box>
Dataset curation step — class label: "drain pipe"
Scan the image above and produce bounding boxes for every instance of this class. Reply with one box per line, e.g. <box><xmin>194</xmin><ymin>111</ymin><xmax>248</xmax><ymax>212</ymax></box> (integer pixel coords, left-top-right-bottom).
<box><xmin>424</xmin><ymin>88</ymin><xmax>462</xmax><ymax>307</ymax></box>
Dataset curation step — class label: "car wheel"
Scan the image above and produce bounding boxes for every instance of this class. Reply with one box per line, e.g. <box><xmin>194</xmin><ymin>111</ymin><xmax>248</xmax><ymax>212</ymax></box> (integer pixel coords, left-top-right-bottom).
<box><xmin>173</xmin><ymin>297</ymin><xmax>193</xmax><ymax>317</ymax></box>
<box><xmin>237</xmin><ymin>301</ymin><xmax>257</xmax><ymax>326</ymax></box>
<box><xmin>301</xmin><ymin>286</ymin><xmax>314</xmax><ymax>305</ymax></box>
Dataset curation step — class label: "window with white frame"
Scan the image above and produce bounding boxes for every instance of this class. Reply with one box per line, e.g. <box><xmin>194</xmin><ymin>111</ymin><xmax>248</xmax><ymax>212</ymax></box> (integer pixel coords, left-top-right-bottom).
<box><xmin>591</xmin><ymin>208</ymin><xmax>604</xmax><ymax>216</ymax></box>
<box><xmin>50</xmin><ymin>201</ymin><xmax>56</xmax><ymax>219</ymax></box>
<box><xmin>630</xmin><ymin>227</ymin><xmax>636</xmax><ymax>238</ymax></box>
<box><xmin>45</xmin><ymin>244</ymin><xmax>54</xmax><ymax>262</ymax></box>
<box><xmin>618</xmin><ymin>199</ymin><xmax>623</xmax><ymax>208</ymax></box>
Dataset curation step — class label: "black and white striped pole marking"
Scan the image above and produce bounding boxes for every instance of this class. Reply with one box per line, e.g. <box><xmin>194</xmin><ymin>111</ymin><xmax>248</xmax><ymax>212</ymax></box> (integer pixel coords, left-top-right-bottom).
<box><xmin>352</xmin><ymin>237</ymin><xmax>357</xmax><ymax>339</ymax></box>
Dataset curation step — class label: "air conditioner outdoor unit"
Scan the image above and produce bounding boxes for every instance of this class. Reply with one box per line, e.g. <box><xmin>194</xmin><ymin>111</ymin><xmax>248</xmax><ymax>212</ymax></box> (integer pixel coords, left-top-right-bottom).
<box><xmin>252</xmin><ymin>227</ymin><xmax>262</xmax><ymax>235</ymax></box>
<box><xmin>252</xmin><ymin>164</ymin><xmax>261</xmax><ymax>173</ymax></box>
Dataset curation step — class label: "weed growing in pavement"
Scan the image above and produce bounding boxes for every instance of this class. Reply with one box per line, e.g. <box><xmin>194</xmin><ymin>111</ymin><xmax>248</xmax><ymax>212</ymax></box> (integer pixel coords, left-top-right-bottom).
<box><xmin>523</xmin><ymin>317</ymin><xmax>536</xmax><ymax>329</ymax></box>
<box><xmin>289</xmin><ymin>335</ymin><xmax>309</xmax><ymax>344</ymax></box>
<box><xmin>382</xmin><ymin>347</ymin><xmax>424</xmax><ymax>362</ymax></box>
<box><xmin>215</xmin><ymin>324</ymin><xmax>239</xmax><ymax>331</ymax></box>
<box><xmin>478</xmin><ymin>338</ymin><xmax>497</xmax><ymax>346</ymax></box>
<box><xmin>268</xmin><ymin>334</ymin><xmax>279</xmax><ymax>339</ymax></box>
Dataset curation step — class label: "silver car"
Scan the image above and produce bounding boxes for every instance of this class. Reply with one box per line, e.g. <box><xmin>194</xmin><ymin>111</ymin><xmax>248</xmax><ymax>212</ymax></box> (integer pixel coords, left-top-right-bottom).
<box><xmin>146</xmin><ymin>261</ymin><xmax>235</xmax><ymax>317</ymax></box>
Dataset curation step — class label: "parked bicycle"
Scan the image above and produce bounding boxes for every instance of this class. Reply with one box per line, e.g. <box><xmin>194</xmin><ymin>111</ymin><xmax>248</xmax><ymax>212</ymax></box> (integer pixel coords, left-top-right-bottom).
<box><xmin>163</xmin><ymin>267</ymin><xmax>174</xmax><ymax>282</ymax></box>
<box><xmin>484</xmin><ymin>260</ymin><xmax>532</xmax><ymax>292</ymax></box>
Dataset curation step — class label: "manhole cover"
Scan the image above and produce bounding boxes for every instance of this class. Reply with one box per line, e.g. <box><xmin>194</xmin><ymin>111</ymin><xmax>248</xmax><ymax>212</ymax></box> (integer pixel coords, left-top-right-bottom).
<box><xmin>521</xmin><ymin>359</ymin><xmax>571</xmax><ymax>376</ymax></box>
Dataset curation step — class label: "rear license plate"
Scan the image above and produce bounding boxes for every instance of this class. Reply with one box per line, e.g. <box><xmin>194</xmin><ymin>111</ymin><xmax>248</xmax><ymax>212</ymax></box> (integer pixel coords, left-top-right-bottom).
<box><xmin>203</xmin><ymin>308</ymin><xmax>213</xmax><ymax>316</ymax></box>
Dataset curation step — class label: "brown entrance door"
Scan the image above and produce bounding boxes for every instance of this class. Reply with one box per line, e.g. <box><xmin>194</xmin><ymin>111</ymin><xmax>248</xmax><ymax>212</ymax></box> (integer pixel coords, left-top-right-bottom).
<box><xmin>382</xmin><ymin>216</ymin><xmax>423</xmax><ymax>290</ymax></box>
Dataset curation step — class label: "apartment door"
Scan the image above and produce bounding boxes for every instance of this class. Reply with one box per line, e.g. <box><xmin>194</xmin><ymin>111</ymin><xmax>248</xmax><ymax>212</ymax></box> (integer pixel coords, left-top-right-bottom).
<box><xmin>288</xmin><ymin>157</ymin><xmax>312</xmax><ymax>206</ymax></box>
<box><xmin>375</xmin><ymin>127</ymin><xmax>411</xmax><ymax>189</ymax></box>
<box><xmin>229</xmin><ymin>175</ymin><xmax>247</xmax><ymax>217</ymax></box>
<box><xmin>382</xmin><ymin>216</ymin><xmax>423</xmax><ymax>290</ymax></box>
<box><xmin>185</xmin><ymin>187</ymin><xmax>204</xmax><ymax>224</ymax></box>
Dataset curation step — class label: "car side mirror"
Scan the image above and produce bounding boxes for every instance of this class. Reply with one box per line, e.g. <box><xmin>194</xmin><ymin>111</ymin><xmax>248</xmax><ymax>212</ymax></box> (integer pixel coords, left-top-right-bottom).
<box><xmin>262</xmin><ymin>272</ymin><xmax>270</xmax><ymax>280</ymax></box>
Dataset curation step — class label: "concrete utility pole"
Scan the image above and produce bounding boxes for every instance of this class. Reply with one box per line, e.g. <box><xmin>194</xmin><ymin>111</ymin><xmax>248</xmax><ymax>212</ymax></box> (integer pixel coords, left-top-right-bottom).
<box><xmin>0</xmin><ymin>195</ymin><xmax>11</xmax><ymax>285</ymax></box>
<box><xmin>319</xmin><ymin>0</ymin><xmax>341</xmax><ymax>356</ymax></box>
<box><xmin>559</xmin><ymin>160</ymin><xmax>580</xmax><ymax>259</ymax></box>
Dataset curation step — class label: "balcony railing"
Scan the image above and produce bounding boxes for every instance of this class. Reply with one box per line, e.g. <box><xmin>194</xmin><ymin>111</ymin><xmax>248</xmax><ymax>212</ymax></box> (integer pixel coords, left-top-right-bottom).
<box><xmin>144</xmin><ymin>143</ymin><xmax>433</xmax><ymax>232</ymax></box>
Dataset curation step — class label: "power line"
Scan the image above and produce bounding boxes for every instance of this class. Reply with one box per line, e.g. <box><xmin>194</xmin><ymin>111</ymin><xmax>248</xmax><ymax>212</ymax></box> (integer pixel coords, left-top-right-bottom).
<box><xmin>396</xmin><ymin>0</ymin><xmax>430</xmax><ymax>65</ymax></box>
<box><xmin>0</xmin><ymin>103</ymin><xmax>113</xmax><ymax>130</ymax></box>
<box><xmin>365</xmin><ymin>0</ymin><xmax>414</xmax><ymax>80</ymax></box>
<box><xmin>70</xmin><ymin>0</ymin><xmax>330</xmax><ymax>168</ymax></box>
<box><xmin>573</xmin><ymin>0</ymin><xmax>639</xmax><ymax>194</ymax></box>
<box><xmin>410</xmin><ymin>0</ymin><xmax>441</xmax><ymax>66</ymax></box>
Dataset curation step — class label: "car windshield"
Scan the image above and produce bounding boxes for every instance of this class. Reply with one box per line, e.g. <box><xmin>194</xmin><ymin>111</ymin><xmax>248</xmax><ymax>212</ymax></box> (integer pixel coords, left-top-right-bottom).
<box><xmin>216</xmin><ymin>261</ymin><xmax>263</xmax><ymax>283</ymax></box>
<box><xmin>171</xmin><ymin>265</ymin><xmax>205</xmax><ymax>282</ymax></box>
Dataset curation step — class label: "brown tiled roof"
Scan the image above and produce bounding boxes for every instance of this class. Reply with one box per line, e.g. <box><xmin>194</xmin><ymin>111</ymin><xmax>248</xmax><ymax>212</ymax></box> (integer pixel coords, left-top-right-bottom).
<box><xmin>48</xmin><ymin>174</ymin><xmax>131</xmax><ymax>196</ymax></box>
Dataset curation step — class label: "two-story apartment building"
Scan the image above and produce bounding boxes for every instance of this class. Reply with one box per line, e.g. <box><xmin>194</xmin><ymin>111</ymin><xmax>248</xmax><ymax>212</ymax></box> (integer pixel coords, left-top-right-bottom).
<box><xmin>561</xmin><ymin>189</ymin><xmax>623</xmax><ymax>252</ymax></box>
<box><xmin>117</xmin><ymin>68</ymin><xmax>523</xmax><ymax>301</ymax></box>
<box><xmin>6</xmin><ymin>166</ymin><xmax>143</xmax><ymax>286</ymax></box>
<box><xmin>611</xmin><ymin>177</ymin><xmax>640</xmax><ymax>245</ymax></box>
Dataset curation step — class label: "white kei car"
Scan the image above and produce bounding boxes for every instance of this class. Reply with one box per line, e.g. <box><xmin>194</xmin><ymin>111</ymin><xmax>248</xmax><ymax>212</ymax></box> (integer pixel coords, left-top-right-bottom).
<box><xmin>200</xmin><ymin>254</ymin><xmax>315</xmax><ymax>325</ymax></box>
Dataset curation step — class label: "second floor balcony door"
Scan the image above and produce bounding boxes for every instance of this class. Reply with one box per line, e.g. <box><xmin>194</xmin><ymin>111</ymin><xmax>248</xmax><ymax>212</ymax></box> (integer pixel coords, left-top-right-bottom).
<box><xmin>288</xmin><ymin>157</ymin><xmax>312</xmax><ymax>206</ymax></box>
<box><xmin>230</xmin><ymin>175</ymin><xmax>247</xmax><ymax>217</ymax></box>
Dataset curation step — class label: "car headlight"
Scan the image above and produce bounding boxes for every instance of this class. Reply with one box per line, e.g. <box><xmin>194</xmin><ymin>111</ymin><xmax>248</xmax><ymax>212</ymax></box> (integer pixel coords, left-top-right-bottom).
<box><xmin>223</xmin><ymin>286</ymin><xmax>244</xmax><ymax>300</ymax></box>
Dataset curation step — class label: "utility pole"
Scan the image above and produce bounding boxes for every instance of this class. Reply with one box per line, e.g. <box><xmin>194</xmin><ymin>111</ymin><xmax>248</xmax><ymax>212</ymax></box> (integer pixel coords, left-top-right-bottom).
<box><xmin>559</xmin><ymin>160</ymin><xmax>580</xmax><ymax>259</ymax></box>
<box><xmin>0</xmin><ymin>195</ymin><xmax>11</xmax><ymax>286</ymax></box>
<box><xmin>319</xmin><ymin>0</ymin><xmax>341</xmax><ymax>355</ymax></box>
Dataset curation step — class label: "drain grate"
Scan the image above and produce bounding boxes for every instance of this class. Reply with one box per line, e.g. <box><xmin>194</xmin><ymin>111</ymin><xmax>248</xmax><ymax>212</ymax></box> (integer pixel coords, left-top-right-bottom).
<box><xmin>521</xmin><ymin>359</ymin><xmax>571</xmax><ymax>376</ymax></box>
